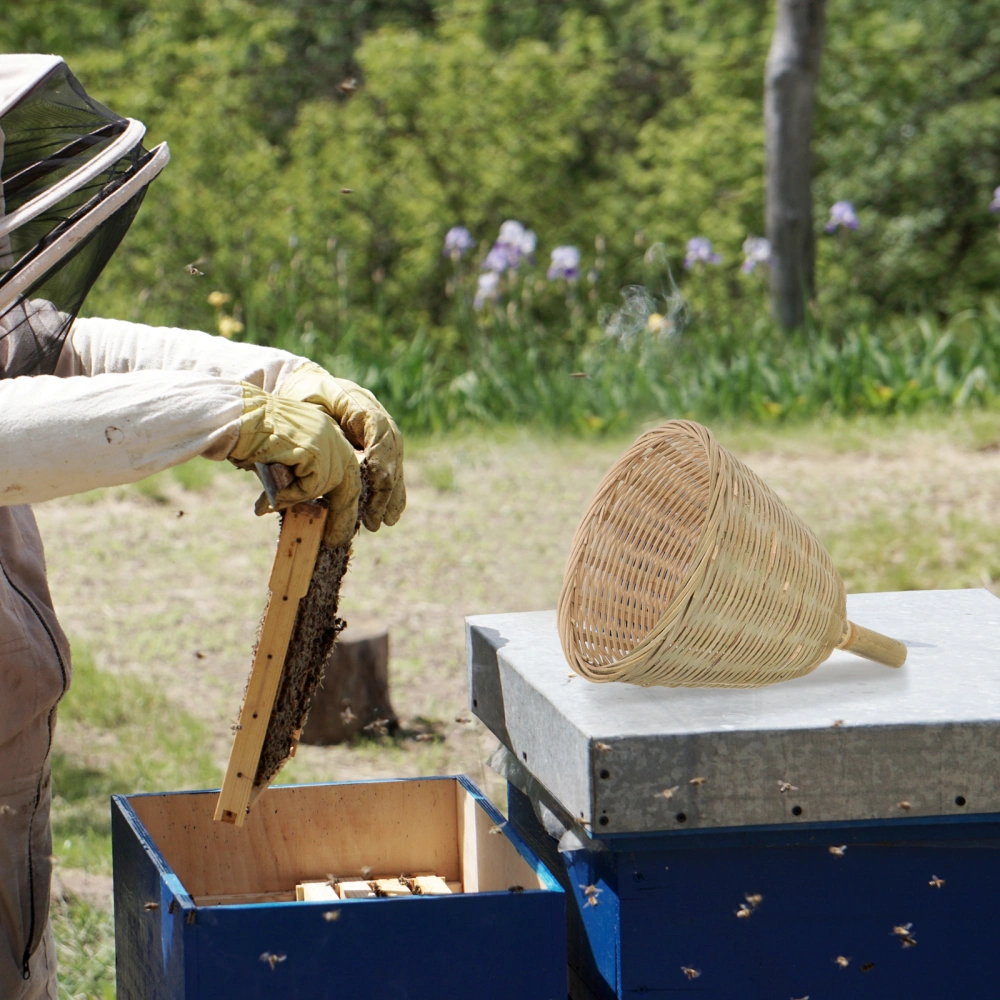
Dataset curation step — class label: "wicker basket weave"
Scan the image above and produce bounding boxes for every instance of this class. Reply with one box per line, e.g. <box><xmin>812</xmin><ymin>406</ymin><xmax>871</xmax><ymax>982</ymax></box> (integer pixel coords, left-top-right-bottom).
<box><xmin>557</xmin><ymin>421</ymin><xmax>904</xmax><ymax>688</ymax></box>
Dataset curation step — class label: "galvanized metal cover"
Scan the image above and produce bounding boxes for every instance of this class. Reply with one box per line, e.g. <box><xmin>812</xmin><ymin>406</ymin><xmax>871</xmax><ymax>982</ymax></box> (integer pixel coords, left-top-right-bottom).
<box><xmin>467</xmin><ymin>589</ymin><xmax>1000</xmax><ymax>835</ymax></box>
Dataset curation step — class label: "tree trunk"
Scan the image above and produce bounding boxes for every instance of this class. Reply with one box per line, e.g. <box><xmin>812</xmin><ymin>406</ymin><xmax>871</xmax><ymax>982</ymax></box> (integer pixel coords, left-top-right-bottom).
<box><xmin>765</xmin><ymin>0</ymin><xmax>826</xmax><ymax>330</ymax></box>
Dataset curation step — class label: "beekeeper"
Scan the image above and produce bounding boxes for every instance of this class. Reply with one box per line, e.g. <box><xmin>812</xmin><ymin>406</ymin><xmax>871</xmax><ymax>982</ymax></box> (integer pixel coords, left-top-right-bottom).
<box><xmin>0</xmin><ymin>55</ymin><xmax>405</xmax><ymax>997</ymax></box>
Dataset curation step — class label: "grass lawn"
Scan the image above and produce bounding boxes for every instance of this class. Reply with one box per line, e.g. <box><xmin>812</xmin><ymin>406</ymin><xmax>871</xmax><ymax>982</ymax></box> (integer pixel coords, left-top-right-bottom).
<box><xmin>36</xmin><ymin>411</ymin><xmax>1000</xmax><ymax>996</ymax></box>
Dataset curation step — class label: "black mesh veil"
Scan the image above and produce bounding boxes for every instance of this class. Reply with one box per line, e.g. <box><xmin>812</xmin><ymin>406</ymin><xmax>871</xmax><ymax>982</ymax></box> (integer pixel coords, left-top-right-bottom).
<box><xmin>0</xmin><ymin>57</ymin><xmax>167</xmax><ymax>378</ymax></box>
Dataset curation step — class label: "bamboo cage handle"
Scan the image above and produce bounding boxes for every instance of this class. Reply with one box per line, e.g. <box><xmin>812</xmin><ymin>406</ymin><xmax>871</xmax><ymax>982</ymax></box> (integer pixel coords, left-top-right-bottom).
<box><xmin>836</xmin><ymin>620</ymin><xmax>907</xmax><ymax>668</ymax></box>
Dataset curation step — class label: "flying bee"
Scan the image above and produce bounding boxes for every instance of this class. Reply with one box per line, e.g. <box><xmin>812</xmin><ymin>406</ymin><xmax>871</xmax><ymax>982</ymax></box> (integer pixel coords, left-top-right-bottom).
<box><xmin>337</xmin><ymin>77</ymin><xmax>359</xmax><ymax>94</ymax></box>
<box><xmin>508</xmin><ymin>885</ymin><xmax>525</xmax><ymax>894</ymax></box>
<box><xmin>259</xmin><ymin>952</ymin><xmax>286</xmax><ymax>970</ymax></box>
<box><xmin>860</xmin><ymin>962</ymin><xmax>875</xmax><ymax>972</ymax></box>
<box><xmin>569</xmin><ymin>372</ymin><xmax>590</xmax><ymax>379</ymax></box>
<box><xmin>928</xmin><ymin>875</ymin><xmax>945</xmax><ymax>888</ymax></box>
<box><xmin>898</xmin><ymin>800</ymin><xmax>912</xmax><ymax>810</ymax></box>
<box><xmin>414</xmin><ymin>733</ymin><xmax>435</xmax><ymax>742</ymax></box>
<box><xmin>340</xmin><ymin>187</ymin><xmax>353</xmax><ymax>194</ymax></box>
<box><xmin>689</xmin><ymin>777</ymin><xmax>707</xmax><ymax>786</ymax></box>
<box><xmin>363</xmin><ymin>717</ymin><xmax>390</xmax><ymax>736</ymax></box>
<box><xmin>900</xmin><ymin>935</ymin><xmax>917</xmax><ymax>948</ymax></box>
<box><xmin>361</xmin><ymin>866</ymin><xmax>372</xmax><ymax>879</ymax></box>
<box><xmin>892</xmin><ymin>922</ymin><xmax>913</xmax><ymax>938</ymax></box>
<box><xmin>744</xmin><ymin>893</ymin><xmax>763</xmax><ymax>908</ymax></box>
<box><xmin>488</xmin><ymin>824</ymin><xmax>505</xmax><ymax>836</ymax></box>
<box><xmin>828</xmin><ymin>845</ymin><xmax>847</xmax><ymax>857</ymax></box>
<box><xmin>580</xmin><ymin>884</ymin><xmax>603</xmax><ymax>906</ymax></box>
<box><xmin>340</xmin><ymin>705</ymin><xmax>356</xmax><ymax>725</ymax></box>
<box><xmin>735</xmin><ymin>904</ymin><xmax>753</xmax><ymax>919</ymax></box>
<box><xmin>834</xmin><ymin>955</ymin><xmax>850</xmax><ymax>968</ymax></box>
<box><xmin>143</xmin><ymin>901</ymin><xmax>159</xmax><ymax>911</ymax></box>
<box><xmin>0</xmin><ymin>804</ymin><xmax>16</xmax><ymax>816</ymax></box>
<box><xmin>777</xmin><ymin>780</ymin><xmax>798</xmax><ymax>794</ymax></box>
<box><xmin>595</xmin><ymin>742</ymin><xmax>612</xmax><ymax>751</ymax></box>
<box><xmin>184</xmin><ymin>258</ymin><xmax>206</xmax><ymax>276</ymax></box>
<box><xmin>657</xmin><ymin>786</ymin><xmax>681</xmax><ymax>801</ymax></box>
<box><xmin>322</xmin><ymin>910</ymin><xmax>340</xmax><ymax>922</ymax></box>
<box><xmin>455</xmin><ymin>716</ymin><xmax>471</xmax><ymax>724</ymax></box>
<box><xmin>680</xmin><ymin>966</ymin><xmax>701</xmax><ymax>980</ymax></box>
<box><xmin>831</xmin><ymin>719</ymin><xmax>845</xmax><ymax>727</ymax></box>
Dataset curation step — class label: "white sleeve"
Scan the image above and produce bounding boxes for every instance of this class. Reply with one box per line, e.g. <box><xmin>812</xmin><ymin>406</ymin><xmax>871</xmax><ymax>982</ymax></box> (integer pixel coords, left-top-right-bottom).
<box><xmin>57</xmin><ymin>315</ymin><xmax>306</xmax><ymax>391</ymax></box>
<box><xmin>0</xmin><ymin>370</ymin><xmax>244</xmax><ymax>506</ymax></box>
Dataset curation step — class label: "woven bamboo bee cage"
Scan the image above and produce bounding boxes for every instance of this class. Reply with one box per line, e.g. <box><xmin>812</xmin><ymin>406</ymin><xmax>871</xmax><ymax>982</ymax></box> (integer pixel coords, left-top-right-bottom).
<box><xmin>557</xmin><ymin>421</ymin><xmax>906</xmax><ymax>688</ymax></box>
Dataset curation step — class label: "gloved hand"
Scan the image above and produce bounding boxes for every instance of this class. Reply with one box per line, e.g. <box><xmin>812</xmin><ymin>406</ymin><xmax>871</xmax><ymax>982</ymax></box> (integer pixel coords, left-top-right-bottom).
<box><xmin>277</xmin><ymin>362</ymin><xmax>405</xmax><ymax>531</ymax></box>
<box><xmin>229</xmin><ymin>383</ymin><xmax>361</xmax><ymax>544</ymax></box>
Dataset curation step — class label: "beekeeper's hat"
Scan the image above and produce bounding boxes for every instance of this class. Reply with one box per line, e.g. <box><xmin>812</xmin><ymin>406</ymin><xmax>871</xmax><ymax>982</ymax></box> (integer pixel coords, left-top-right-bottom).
<box><xmin>0</xmin><ymin>55</ymin><xmax>169</xmax><ymax>378</ymax></box>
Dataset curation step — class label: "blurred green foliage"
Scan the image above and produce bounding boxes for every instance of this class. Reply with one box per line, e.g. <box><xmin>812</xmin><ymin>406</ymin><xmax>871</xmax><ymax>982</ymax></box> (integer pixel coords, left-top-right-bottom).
<box><xmin>5</xmin><ymin>0</ymin><xmax>1000</xmax><ymax>428</ymax></box>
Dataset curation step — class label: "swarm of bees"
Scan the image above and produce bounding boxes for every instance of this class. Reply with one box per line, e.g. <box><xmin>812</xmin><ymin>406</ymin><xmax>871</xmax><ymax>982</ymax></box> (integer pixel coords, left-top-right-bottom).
<box><xmin>580</xmin><ymin>884</ymin><xmax>603</xmax><ymax>908</ymax></box>
<box><xmin>259</xmin><ymin>952</ymin><xmax>286</xmax><ymax>970</ymax></box>
<box><xmin>680</xmin><ymin>966</ymin><xmax>701</xmax><ymax>980</ymax></box>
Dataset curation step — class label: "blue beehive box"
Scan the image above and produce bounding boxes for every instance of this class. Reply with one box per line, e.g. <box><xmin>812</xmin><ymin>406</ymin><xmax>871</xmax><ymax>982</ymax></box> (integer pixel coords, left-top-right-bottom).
<box><xmin>469</xmin><ymin>590</ymin><xmax>1000</xmax><ymax>999</ymax></box>
<box><xmin>111</xmin><ymin>776</ymin><xmax>566</xmax><ymax>999</ymax></box>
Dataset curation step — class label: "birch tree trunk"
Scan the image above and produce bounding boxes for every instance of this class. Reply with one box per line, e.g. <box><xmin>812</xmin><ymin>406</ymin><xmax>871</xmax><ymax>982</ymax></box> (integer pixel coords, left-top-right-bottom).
<box><xmin>765</xmin><ymin>0</ymin><xmax>826</xmax><ymax>330</ymax></box>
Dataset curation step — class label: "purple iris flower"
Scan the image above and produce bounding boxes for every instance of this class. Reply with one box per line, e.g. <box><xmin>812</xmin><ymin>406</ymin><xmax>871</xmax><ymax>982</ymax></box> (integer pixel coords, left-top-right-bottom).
<box><xmin>444</xmin><ymin>226</ymin><xmax>475</xmax><ymax>259</ymax></box>
<box><xmin>991</xmin><ymin>187</ymin><xmax>1000</xmax><ymax>212</ymax></box>
<box><xmin>482</xmin><ymin>220</ymin><xmax>537</xmax><ymax>273</ymax></box>
<box><xmin>547</xmin><ymin>245</ymin><xmax>581</xmax><ymax>282</ymax></box>
<box><xmin>825</xmin><ymin>201</ymin><xmax>859</xmax><ymax>233</ymax></box>
<box><xmin>741</xmin><ymin>236</ymin><xmax>772</xmax><ymax>274</ymax></box>
<box><xmin>684</xmin><ymin>237</ymin><xmax>721</xmax><ymax>270</ymax></box>
<box><xmin>474</xmin><ymin>271</ymin><xmax>500</xmax><ymax>310</ymax></box>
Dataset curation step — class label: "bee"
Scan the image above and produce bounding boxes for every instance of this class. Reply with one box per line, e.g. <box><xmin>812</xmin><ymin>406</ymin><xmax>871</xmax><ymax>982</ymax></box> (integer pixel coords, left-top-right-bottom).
<box><xmin>689</xmin><ymin>777</ymin><xmax>707</xmax><ymax>786</ymax></box>
<box><xmin>898</xmin><ymin>800</ymin><xmax>912</xmax><ymax>810</ymax></box>
<box><xmin>744</xmin><ymin>893</ymin><xmax>763</xmax><ymax>908</ymax></box>
<box><xmin>735</xmin><ymin>904</ymin><xmax>753</xmax><ymax>919</ymax></box>
<box><xmin>791</xmin><ymin>996</ymin><xmax>810</xmax><ymax>999</ymax></box>
<box><xmin>680</xmin><ymin>966</ymin><xmax>701</xmax><ymax>980</ymax></box>
<box><xmin>455</xmin><ymin>716</ymin><xmax>471</xmax><ymax>724</ymax></box>
<box><xmin>891</xmin><ymin>922</ymin><xmax>913</xmax><ymax>938</ymax></box>
<box><xmin>834</xmin><ymin>955</ymin><xmax>850</xmax><ymax>968</ymax></box>
<box><xmin>0</xmin><ymin>804</ymin><xmax>17</xmax><ymax>816</ymax></box>
<box><xmin>340</xmin><ymin>188</ymin><xmax>354</xmax><ymax>195</ymax></box>
<box><xmin>508</xmin><ymin>885</ymin><xmax>525</xmax><ymax>894</ymax></box>
<box><xmin>900</xmin><ymin>935</ymin><xmax>917</xmax><ymax>948</ymax></box>
<box><xmin>337</xmin><ymin>77</ymin><xmax>359</xmax><ymax>94</ymax></box>
<box><xmin>860</xmin><ymin>962</ymin><xmax>875</xmax><ymax>973</ymax></box>
<box><xmin>657</xmin><ymin>786</ymin><xmax>681</xmax><ymax>801</ymax></box>
<box><xmin>143</xmin><ymin>901</ymin><xmax>159</xmax><ymax>911</ymax></box>
<box><xmin>580</xmin><ymin>884</ymin><xmax>603</xmax><ymax>908</ymax></box>
<box><xmin>928</xmin><ymin>875</ymin><xmax>945</xmax><ymax>888</ymax></box>
<box><xmin>176</xmin><ymin>510</ymin><xmax>185</xmax><ymax>519</ymax></box>
<box><xmin>361</xmin><ymin>866</ymin><xmax>372</xmax><ymax>879</ymax></box>
<box><xmin>184</xmin><ymin>259</ymin><xmax>206</xmax><ymax>276</ymax></box>
<box><xmin>340</xmin><ymin>705</ymin><xmax>357</xmax><ymax>725</ymax></box>
<box><xmin>259</xmin><ymin>952</ymin><xmax>287</xmax><ymax>970</ymax></box>
<box><xmin>414</xmin><ymin>733</ymin><xmax>435</xmax><ymax>742</ymax></box>
<box><xmin>595</xmin><ymin>742</ymin><xmax>612</xmax><ymax>751</ymax></box>
<box><xmin>488</xmin><ymin>824</ymin><xmax>505</xmax><ymax>836</ymax></box>
<box><xmin>828</xmin><ymin>845</ymin><xmax>847</xmax><ymax>857</ymax></box>
<box><xmin>777</xmin><ymin>780</ymin><xmax>798</xmax><ymax>794</ymax></box>
<box><xmin>322</xmin><ymin>910</ymin><xmax>341</xmax><ymax>922</ymax></box>
<box><xmin>569</xmin><ymin>372</ymin><xmax>590</xmax><ymax>379</ymax></box>
<box><xmin>362</xmin><ymin>717</ymin><xmax>390</xmax><ymax>736</ymax></box>
<box><xmin>831</xmin><ymin>719</ymin><xmax>845</xmax><ymax>728</ymax></box>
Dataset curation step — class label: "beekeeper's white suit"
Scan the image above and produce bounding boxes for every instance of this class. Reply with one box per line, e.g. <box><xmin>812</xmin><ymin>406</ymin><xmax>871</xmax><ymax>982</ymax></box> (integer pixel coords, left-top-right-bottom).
<box><xmin>0</xmin><ymin>55</ymin><xmax>404</xmax><ymax>997</ymax></box>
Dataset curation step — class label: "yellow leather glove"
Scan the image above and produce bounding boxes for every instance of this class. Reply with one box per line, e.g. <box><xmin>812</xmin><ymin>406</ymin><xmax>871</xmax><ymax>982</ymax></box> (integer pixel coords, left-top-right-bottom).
<box><xmin>229</xmin><ymin>383</ymin><xmax>361</xmax><ymax>544</ymax></box>
<box><xmin>277</xmin><ymin>362</ymin><xmax>405</xmax><ymax>531</ymax></box>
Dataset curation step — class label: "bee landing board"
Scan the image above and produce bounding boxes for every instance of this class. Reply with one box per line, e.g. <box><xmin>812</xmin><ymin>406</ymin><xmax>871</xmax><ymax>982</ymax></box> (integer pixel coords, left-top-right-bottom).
<box><xmin>112</xmin><ymin>778</ymin><xmax>566</xmax><ymax>1000</ymax></box>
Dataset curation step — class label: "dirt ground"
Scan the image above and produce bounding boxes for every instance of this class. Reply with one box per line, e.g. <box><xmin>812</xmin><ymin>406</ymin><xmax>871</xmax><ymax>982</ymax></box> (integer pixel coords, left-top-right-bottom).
<box><xmin>35</xmin><ymin>417</ymin><xmax>1000</xmax><ymax>810</ymax></box>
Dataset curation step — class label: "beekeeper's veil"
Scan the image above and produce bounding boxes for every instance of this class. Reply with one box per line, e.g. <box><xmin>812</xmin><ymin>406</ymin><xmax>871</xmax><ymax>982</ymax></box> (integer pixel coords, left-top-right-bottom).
<box><xmin>0</xmin><ymin>55</ymin><xmax>169</xmax><ymax>378</ymax></box>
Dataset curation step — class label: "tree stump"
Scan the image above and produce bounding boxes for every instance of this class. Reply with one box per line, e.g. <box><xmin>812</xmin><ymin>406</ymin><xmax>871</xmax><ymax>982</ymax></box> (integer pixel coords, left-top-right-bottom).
<box><xmin>299</xmin><ymin>620</ymin><xmax>398</xmax><ymax>745</ymax></box>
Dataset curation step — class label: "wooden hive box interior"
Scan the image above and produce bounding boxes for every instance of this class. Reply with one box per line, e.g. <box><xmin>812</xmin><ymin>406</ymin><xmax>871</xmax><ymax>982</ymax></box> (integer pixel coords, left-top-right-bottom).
<box><xmin>129</xmin><ymin>778</ymin><xmax>544</xmax><ymax>906</ymax></box>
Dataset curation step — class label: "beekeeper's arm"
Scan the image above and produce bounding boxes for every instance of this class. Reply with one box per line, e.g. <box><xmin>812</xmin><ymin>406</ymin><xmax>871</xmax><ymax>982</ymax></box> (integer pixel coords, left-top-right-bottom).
<box><xmin>58</xmin><ymin>316</ymin><xmax>405</xmax><ymax>530</ymax></box>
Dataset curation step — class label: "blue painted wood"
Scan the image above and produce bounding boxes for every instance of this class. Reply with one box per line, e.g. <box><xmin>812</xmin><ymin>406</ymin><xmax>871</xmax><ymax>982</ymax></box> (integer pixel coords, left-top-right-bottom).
<box><xmin>508</xmin><ymin>787</ymin><xmax>1000</xmax><ymax>999</ymax></box>
<box><xmin>112</xmin><ymin>777</ymin><xmax>565</xmax><ymax>1000</ymax></box>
